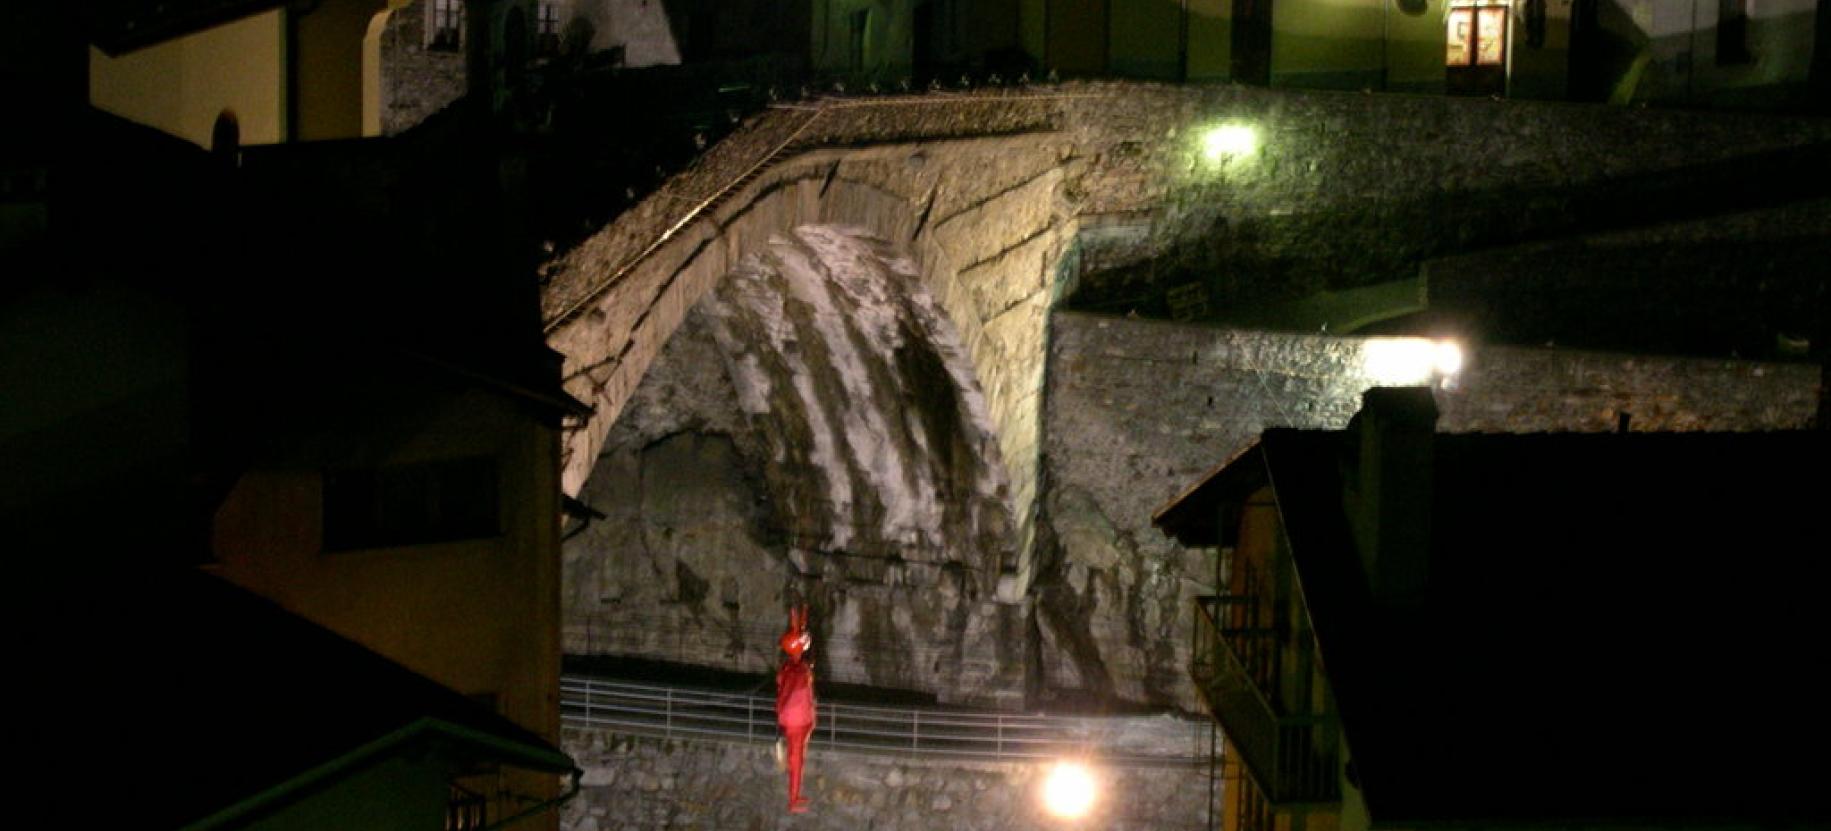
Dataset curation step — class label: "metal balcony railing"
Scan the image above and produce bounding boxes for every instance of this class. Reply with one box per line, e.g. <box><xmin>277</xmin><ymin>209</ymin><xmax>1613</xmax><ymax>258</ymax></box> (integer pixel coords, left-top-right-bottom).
<box><xmin>1192</xmin><ymin>596</ymin><xmax>1340</xmax><ymax>806</ymax></box>
<box><xmin>445</xmin><ymin>782</ymin><xmax>488</xmax><ymax>831</ymax></box>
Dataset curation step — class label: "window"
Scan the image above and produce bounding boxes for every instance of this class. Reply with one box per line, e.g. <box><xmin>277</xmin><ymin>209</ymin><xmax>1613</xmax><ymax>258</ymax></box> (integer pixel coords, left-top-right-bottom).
<box><xmin>1446</xmin><ymin>3</ymin><xmax>1508</xmax><ymax>67</ymax></box>
<box><xmin>323</xmin><ymin>456</ymin><xmax>500</xmax><ymax>551</ymax></box>
<box><xmin>537</xmin><ymin>1</ymin><xmax>561</xmax><ymax>57</ymax></box>
<box><xmin>428</xmin><ymin>0</ymin><xmax>464</xmax><ymax>52</ymax></box>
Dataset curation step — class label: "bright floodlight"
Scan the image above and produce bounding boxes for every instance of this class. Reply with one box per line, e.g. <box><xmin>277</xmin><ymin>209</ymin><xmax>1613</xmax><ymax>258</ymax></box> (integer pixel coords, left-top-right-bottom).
<box><xmin>1434</xmin><ymin>340</ymin><xmax>1464</xmax><ymax>375</ymax></box>
<box><xmin>1042</xmin><ymin>760</ymin><xmax>1097</xmax><ymax>819</ymax></box>
<box><xmin>1362</xmin><ymin>338</ymin><xmax>1437</xmax><ymax>386</ymax></box>
<box><xmin>1363</xmin><ymin>338</ymin><xmax>1463</xmax><ymax>386</ymax></box>
<box><xmin>1202</xmin><ymin>124</ymin><xmax>1259</xmax><ymax>162</ymax></box>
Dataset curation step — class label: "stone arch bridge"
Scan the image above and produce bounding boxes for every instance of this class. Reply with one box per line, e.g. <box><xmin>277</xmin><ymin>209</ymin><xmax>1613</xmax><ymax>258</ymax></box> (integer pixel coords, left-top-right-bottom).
<box><xmin>541</xmin><ymin>82</ymin><xmax>1831</xmax><ymax>705</ymax></box>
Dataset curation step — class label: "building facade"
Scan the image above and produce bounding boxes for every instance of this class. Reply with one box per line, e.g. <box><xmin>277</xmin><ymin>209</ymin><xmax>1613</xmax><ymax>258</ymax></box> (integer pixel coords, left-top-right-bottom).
<box><xmin>1021</xmin><ymin>0</ymin><xmax>1826</xmax><ymax>105</ymax></box>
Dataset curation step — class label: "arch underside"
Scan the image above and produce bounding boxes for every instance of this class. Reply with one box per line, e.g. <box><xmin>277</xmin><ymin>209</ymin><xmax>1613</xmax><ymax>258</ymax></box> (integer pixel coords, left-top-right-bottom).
<box><xmin>546</xmin><ymin>136</ymin><xmax>1073</xmax><ymax>593</ymax></box>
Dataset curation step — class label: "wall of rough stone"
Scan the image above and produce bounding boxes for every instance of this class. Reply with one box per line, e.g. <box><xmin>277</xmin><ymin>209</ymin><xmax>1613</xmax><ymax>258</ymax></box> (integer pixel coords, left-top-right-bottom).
<box><xmin>1038</xmin><ymin>310</ymin><xmax>1822</xmax><ymax>708</ymax></box>
<box><xmin>545</xmin><ymin>83</ymin><xmax>1831</xmax><ymax>602</ymax></box>
<box><xmin>546</xmin><ymin>125</ymin><xmax>1077</xmax><ymax>594</ymax></box>
<box><xmin>1051</xmin><ymin>82</ymin><xmax>1831</xmax><ymax>320</ymax></box>
<box><xmin>379</xmin><ymin>0</ymin><xmax>468</xmax><ymax>135</ymax></box>
<box><xmin>1419</xmin><ymin>197</ymin><xmax>1831</xmax><ymax>360</ymax></box>
<box><xmin>562</xmin><ymin>225</ymin><xmax>1028</xmax><ymax>707</ymax></box>
<box><xmin>561</xmin><ymin>729</ymin><xmax>1217</xmax><ymax>831</ymax></box>
<box><xmin>543</xmin><ymin>84</ymin><xmax>1831</xmax><ymax>711</ymax></box>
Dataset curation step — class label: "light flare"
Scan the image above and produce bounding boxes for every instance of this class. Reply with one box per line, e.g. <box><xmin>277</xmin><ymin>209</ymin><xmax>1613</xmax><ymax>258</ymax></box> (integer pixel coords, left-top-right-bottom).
<box><xmin>1041</xmin><ymin>760</ymin><xmax>1097</xmax><ymax>819</ymax></box>
<box><xmin>1362</xmin><ymin>338</ymin><xmax>1465</xmax><ymax>386</ymax></box>
<box><xmin>1202</xmin><ymin>124</ymin><xmax>1259</xmax><ymax>162</ymax></box>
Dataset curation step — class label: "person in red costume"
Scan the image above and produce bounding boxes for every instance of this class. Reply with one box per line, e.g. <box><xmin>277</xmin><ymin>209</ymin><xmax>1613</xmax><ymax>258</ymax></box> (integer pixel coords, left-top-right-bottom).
<box><xmin>775</xmin><ymin>604</ymin><xmax>816</xmax><ymax>813</ymax></box>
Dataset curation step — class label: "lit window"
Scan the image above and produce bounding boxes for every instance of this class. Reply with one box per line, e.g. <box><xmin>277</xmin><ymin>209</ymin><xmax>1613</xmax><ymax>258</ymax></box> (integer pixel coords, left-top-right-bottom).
<box><xmin>537</xmin><ymin>1</ymin><xmax>562</xmax><ymax>57</ymax></box>
<box><xmin>428</xmin><ymin>0</ymin><xmax>464</xmax><ymax>52</ymax></box>
<box><xmin>1445</xmin><ymin>3</ymin><xmax>1507</xmax><ymax>67</ymax></box>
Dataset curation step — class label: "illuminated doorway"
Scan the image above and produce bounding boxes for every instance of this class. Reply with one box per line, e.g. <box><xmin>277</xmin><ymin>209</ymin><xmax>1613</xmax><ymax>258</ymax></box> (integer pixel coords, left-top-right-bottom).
<box><xmin>1446</xmin><ymin>0</ymin><xmax>1509</xmax><ymax>95</ymax></box>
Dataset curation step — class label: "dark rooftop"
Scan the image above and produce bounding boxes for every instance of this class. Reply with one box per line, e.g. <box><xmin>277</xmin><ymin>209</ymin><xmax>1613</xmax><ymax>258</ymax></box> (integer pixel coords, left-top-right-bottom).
<box><xmin>84</xmin><ymin>0</ymin><xmax>288</xmax><ymax>55</ymax></box>
<box><xmin>15</xmin><ymin>566</ymin><xmax>571</xmax><ymax>828</ymax></box>
<box><xmin>1159</xmin><ymin>428</ymin><xmax>1831</xmax><ymax>827</ymax></box>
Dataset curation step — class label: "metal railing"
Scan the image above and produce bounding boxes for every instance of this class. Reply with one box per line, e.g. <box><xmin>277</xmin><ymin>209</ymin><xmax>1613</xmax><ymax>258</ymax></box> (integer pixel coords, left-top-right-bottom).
<box><xmin>1192</xmin><ymin>597</ymin><xmax>1340</xmax><ymax>805</ymax></box>
<box><xmin>562</xmin><ymin>675</ymin><xmax>1207</xmax><ymax>768</ymax></box>
<box><xmin>564</xmin><ymin>610</ymin><xmax>1024</xmax><ymax>692</ymax></box>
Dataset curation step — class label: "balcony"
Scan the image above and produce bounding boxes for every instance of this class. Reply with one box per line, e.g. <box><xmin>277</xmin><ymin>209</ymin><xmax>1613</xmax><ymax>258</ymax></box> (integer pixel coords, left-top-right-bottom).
<box><xmin>1192</xmin><ymin>595</ymin><xmax>1340</xmax><ymax>806</ymax></box>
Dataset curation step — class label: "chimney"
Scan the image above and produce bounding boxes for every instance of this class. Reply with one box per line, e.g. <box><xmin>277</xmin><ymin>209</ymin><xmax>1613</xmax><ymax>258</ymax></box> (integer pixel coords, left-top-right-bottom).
<box><xmin>1344</xmin><ymin>387</ymin><xmax>1438</xmax><ymax>607</ymax></box>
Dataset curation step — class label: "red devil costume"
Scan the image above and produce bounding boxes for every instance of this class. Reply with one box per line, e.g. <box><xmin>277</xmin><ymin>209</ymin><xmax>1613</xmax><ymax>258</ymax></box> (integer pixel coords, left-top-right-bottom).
<box><xmin>776</xmin><ymin>604</ymin><xmax>816</xmax><ymax>813</ymax></box>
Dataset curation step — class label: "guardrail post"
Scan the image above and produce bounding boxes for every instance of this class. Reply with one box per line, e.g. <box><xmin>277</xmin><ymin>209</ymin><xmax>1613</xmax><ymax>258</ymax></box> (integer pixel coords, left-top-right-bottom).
<box><xmin>665</xmin><ymin>688</ymin><xmax>673</xmax><ymax>739</ymax></box>
<box><xmin>912</xmin><ymin>710</ymin><xmax>920</xmax><ymax>752</ymax></box>
<box><xmin>996</xmin><ymin>715</ymin><xmax>1003</xmax><ymax>759</ymax></box>
<box><xmin>746</xmin><ymin>697</ymin><xmax>754</xmax><ymax>742</ymax></box>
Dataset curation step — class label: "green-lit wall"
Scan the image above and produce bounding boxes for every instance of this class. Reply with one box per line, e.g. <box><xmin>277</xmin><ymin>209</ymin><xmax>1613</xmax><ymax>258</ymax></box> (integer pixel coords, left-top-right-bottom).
<box><xmin>1385</xmin><ymin>0</ymin><xmax>1445</xmax><ymax>92</ymax></box>
<box><xmin>1270</xmin><ymin>0</ymin><xmax>1383</xmax><ymax>88</ymax></box>
<box><xmin>1187</xmin><ymin>0</ymin><xmax>1232</xmax><ymax>80</ymax></box>
<box><xmin>1507</xmin><ymin>0</ymin><xmax>1570</xmax><ymax>100</ymax></box>
<box><xmin>1033</xmin><ymin>0</ymin><xmax>1471</xmax><ymax>93</ymax></box>
<box><xmin>811</xmin><ymin>0</ymin><xmax>916</xmax><ymax>74</ymax></box>
<box><xmin>1110</xmin><ymin>0</ymin><xmax>1182</xmax><ymax>79</ymax></box>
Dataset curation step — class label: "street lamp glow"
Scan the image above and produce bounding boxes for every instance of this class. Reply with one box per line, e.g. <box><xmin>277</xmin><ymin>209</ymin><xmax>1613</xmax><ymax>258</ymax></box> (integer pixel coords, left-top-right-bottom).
<box><xmin>1041</xmin><ymin>760</ymin><xmax>1097</xmax><ymax>819</ymax></box>
<box><xmin>1202</xmin><ymin>124</ymin><xmax>1259</xmax><ymax>162</ymax></box>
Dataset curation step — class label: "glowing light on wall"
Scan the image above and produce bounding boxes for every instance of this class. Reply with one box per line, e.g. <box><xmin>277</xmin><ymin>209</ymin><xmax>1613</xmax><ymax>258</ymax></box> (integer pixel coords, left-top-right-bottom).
<box><xmin>1434</xmin><ymin>341</ymin><xmax>1464</xmax><ymax>375</ymax></box>
<box><xmin>1041</xmin><ymin>760</ymin><xmax>1097</xmax><ymax>819</ymax></box>
<box><xmin>1363</xmin><ymin>338</ymin><xmax>1464</xmax><ymax>386</ymax></box>
<box><xmin>1201</xmin><ymin>124</ymin><xmax>1259</xmax><ymax>162</ymax></box>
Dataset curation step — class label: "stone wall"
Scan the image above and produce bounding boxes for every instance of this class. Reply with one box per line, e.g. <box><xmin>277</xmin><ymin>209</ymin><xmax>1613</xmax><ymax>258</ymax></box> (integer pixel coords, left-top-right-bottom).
<box><xmin>562</xmin><ymin>729</ymin><xmax>1217</xmax><ymax>831</ymax></box>
<box><xmin>1050</xmin><ymin>83</ymin><xmax>1831</xmax><ymax>321</ymax></box>
<box><xmin>1420</xmin><ymin>197</ymin><xmax>1831</xmax><ymax>360</ymax></box>
<box><xmin>1037</xmin><ymin>310</ymin><xmax>1822</xmax><ymax>708</ymax></box>
<box><xmin>545</xmin><ymin>124</ymin><xmax>1077</xmax><ymax>593</ymax></box>
<box><xmin>544</xmin><ymin>83</ymin><xmax>1831</xmax><ymax>710</ymax></box>
<box><xmin>563</xmin><ymin>225</ymin><xmax>1028</xmax><ymax>706</ymax></box>
<box><xmin>545</xmin><ymin>82</ymin><xmax>1831</xmax><ymax>597</ymax></box>
<box><xmin>380</xmin><ymin>0</ymin><xmax>468</xmax><ymax>135</ymax></box>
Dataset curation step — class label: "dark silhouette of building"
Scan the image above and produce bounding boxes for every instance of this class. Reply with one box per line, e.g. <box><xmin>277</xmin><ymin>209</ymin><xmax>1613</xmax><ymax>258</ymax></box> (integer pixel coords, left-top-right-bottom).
<box><xmin>1157</xmin><ymin>387</ymin><xmax>1831</xmax><ymax>831</ymax></box>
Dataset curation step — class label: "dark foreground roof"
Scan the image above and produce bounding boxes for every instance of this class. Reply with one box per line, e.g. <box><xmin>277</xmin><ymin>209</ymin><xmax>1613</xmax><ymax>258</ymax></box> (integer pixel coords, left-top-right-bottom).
<box><xmin>84</xmin><ymin>0</ymin><xmax>289</xmax><ymax>54</ymax></box>
<box><xmin>13</xmin><ymin>566</ymin><xmax>571</xmax><ymax>829</ymax></box>
<box><xmin>1161</xmin><ymin>429</ymin><xmax>1831</xmax><ymax>828</ymax></box>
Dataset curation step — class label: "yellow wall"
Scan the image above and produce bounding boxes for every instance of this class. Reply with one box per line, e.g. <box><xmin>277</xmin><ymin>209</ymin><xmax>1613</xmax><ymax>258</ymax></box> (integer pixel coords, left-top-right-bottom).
<box><xmin>297</xmin><ymin>0</ymin><xmax>390</xmax><ymax>140</ymax></box>
<box><xmin>89</xmin><ymin>9</ymin><xmax>287</xmax><ymax>148</ymax></box>
<box><xmin>209</xmin><ymin>384</ymin><xmax>562</xmax><ymax>811</ymax></box>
